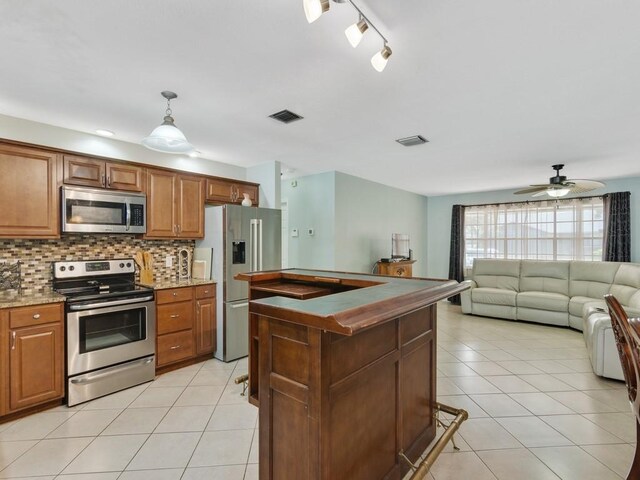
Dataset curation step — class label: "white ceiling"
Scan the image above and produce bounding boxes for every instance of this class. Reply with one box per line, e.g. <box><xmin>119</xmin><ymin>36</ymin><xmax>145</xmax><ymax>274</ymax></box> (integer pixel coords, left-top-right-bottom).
<box><xmin>1</xmin><ymin>0</ymin><xmax>639</xmax><ymax>196</ymax></box>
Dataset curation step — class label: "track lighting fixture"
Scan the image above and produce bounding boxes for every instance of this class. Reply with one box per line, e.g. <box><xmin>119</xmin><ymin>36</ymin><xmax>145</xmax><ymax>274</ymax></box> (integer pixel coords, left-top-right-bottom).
<box><xmin>303</xmin><ymin>0</ymin><xmax>330</xmax><ymax>23</ymax></box>
<box><xmin>371</xmin><ymin>44</ymin><xmax>392</xmax><ymax>72</ymax></box>
<box><xmin>142</xmin><ymin>91</ymin><xmax>194</xmax><ymax>154</ymax></box>
<box><xmin>345</xmin><ymin>17</ymin><xmax>368</xmax><ymax>47</ymax></box>
<box><xmin>303</xmin><ymin>0</ymin><xmax>392</xmax><ymax>72</ymax></box>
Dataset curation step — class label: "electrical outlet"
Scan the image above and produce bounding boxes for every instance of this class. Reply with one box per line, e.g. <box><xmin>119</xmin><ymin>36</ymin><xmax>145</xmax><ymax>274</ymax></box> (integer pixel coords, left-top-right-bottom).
<box><xmin>291</xmin><ymin>228</ymin><xmax>299</xmax><ymax>237</ymax></box>
<box><xmin>307</xmin><ymin>228</ymin><xmax>315</xmax><ymax>236</ymax></box>
<box><xmin>165</xmin><ymin>255</ymin><xmax>173</xmax><ymax>267</ymax></box>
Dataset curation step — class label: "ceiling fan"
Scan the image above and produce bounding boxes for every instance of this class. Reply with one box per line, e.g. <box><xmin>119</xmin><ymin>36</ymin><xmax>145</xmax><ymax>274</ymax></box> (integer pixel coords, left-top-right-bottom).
<box><xmin>514</xmin><ymin>164</ymin><xmax>605</xmax><ymax>198</ymax></box>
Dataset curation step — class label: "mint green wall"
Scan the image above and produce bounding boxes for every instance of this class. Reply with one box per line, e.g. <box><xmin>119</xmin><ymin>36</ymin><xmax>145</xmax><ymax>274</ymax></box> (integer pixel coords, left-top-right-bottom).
<box><xmin>427</xmin><ymin>177</ymin><xmax>640</xmax><ymax>278</ymax></box>
<box><xmin>281</xmin><ymin>172</ymin><xmax>336</xmax><ymax>270</ymax></box>
<box><xmin>334</xmin><ymin>172</ymin><xmax>429</xmax><ymax>276</ymax></box>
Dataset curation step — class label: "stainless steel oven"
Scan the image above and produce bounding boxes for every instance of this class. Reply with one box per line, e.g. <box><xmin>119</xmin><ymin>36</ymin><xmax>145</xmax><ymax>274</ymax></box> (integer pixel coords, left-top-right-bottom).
<box><xmin>53</xmin><ymin>259</ymin><xmax>156</xmax><ymax>406</ymax></box>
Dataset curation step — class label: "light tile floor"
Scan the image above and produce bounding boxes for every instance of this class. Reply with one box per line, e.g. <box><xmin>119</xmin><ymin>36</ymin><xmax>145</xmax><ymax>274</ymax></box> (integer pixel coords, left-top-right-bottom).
<box><xmin>0</xmin><ymin>302</ymin><xmax>636</xmax><ymax>479</ymax></box>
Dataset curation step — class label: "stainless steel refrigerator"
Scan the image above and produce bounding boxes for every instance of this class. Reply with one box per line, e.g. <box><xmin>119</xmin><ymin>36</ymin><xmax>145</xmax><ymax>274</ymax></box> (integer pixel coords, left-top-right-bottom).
<box><xmin>196</xmin><ymin>204</ymin><xmax>281</xmax><ymax>361</ymax></box>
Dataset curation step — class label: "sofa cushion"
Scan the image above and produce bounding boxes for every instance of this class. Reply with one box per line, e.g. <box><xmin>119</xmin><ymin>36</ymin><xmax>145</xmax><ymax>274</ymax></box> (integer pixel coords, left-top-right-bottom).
<box><xmin>472</xmin><ymin>287</ymin><xmax>517</xmax><ymax>306</ymax></box>
<box><xmin>569</xmin><ymin>261</ymin><xmax>619</xmax><ymax>298</ymax></box>
<box><xmin>520</xmin><ymin>261</ymin><xmax>569</xmax><ymax>295</ymax></box>
<box><xmin>610</xmin><ymin>263</ymin><xmax>640</xmax><ymax>305</ymax></box>
<box><xmin>473</xmin><ymin>259</ymin><xmax>520</xmax><ymax>291</ymax></box>
<box><xmin>569</xmin><ymin>296</ymin><xmax>602</xmax><ymax>318</ymax></box>
<box><xmin>517</xmin><ymin>291</ymin><xmax>569</xmax><ymax>312</ymax></box>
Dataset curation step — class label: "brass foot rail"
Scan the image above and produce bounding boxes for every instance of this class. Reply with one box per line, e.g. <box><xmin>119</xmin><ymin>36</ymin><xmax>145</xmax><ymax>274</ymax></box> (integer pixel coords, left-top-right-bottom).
<box><xmin>234</xmin><ymin>374</ymin><xmax>249</xmax><ymax>396</ymax></box>
<box><xmin>401</xmin><ymin>402</ymin><xmax>469</xmax><ymax>480</ymax></box>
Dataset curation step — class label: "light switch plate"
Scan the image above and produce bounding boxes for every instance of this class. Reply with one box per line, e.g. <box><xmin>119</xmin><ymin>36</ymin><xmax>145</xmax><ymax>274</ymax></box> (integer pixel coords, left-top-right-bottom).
<box><xmin>165</xmin><ymin>255</ymin><xmax>173</xmax><ymax>267</ymax></box>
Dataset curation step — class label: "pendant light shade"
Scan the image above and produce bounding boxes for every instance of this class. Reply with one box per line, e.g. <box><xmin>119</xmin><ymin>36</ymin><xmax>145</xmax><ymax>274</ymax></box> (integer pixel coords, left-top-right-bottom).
<box><xmin>142</xmin><ymin>91</ymin><xmax>194</xmax><ymax>154</ymax></box>
<box><xmin>371</xmin><ymin>44</ymin><xmax>392</xmax><ymax>72</ymax></box>
<box><xmin>345</xmin><ymin>18</ymin><xmax>368</xmax><ymax>47</ymax></box>
<box><xmin>303</xmin><ymin>0</ymin><xmax>329</xmax><ymax>23</ymax></box>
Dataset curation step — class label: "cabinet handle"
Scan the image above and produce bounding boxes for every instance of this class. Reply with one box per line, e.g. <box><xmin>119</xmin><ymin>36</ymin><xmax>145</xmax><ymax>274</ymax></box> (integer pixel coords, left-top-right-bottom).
<box><xmin>170</xmin><ymin>314</ymin><xmax>180</xmax><ymax>318</ymax></box>
<box><xmin>32</xmin><ymin>313</ymin><xmax>40</xmax><ymax>319</ymax></box>
<box><xmin>101</xmin><ymin>174</ymin><xmax>105</xmax><ymax>187</ymax></box>
<box><xmin>177</xmin><ymin>225</ymin><xmax>181</xmax><ymax>234</ymax></box>
<box><xmin>107</xmin><ymin>176</ymin><xmax>111</xmax><ymax>187</ymax></box>
<box><xmin>11</xmin><ymin>331</ymin><xmax>16</xmax><ymax>350</ymax></box>
<box><xmin>172</xmin><ymin>292</ymin><xmax>177</xmax><ymax>297</ymax></box>
<box><xmin>197</xmin><ymin>301</ymin><xmax>200</xmax><ymax>309</ymax></box>
<box><xmin>170</xmin><ymin>345</ymin><xmax>182</xmax><ymax>350</ymax></box>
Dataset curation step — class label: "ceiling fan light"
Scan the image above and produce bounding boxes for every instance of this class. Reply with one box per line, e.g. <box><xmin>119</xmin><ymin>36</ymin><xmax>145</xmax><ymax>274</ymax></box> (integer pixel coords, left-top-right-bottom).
<box><xmin>345</xmin><ymin>19</ymin><xmax>368</xmax><ymax>47</ymax></box>
<box><xmin>303</xmin><ymin>0</ymin><xmax>329</xmax><ymax>23</ymax></box>
<box><xmin>547</xmin><ymin>187</ymin><xmax>571</xmax><ymax>198</ymax></box>
<box><xmin>371</xmin><ymin>44</ymin><xmax>392</xmax><ymax>72</ymax></box>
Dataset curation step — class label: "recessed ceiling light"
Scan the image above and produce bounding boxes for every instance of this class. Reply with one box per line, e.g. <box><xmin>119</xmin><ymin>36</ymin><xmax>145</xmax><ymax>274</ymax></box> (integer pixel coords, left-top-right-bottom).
<box><xmin>188</xmin><ymin>150</ymin><xmax>201</xmax><ymax>158</ymax></box>
<box><xmin>95</xmin><ymin>129</ymin><xmax>115</xmax><ymax>137</ymax></box>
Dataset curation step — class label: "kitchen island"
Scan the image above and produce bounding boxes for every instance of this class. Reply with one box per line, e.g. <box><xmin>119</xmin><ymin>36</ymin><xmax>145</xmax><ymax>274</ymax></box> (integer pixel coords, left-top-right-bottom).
<box><xmin>236</xmin><ymin>269</ymin><xmax>466</xmax><ymax>480</ymax></box>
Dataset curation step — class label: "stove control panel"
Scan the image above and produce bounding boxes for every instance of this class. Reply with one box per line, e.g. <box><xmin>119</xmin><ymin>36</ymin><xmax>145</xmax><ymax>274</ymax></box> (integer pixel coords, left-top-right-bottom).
<box><xmin>53</xmin><ymin>259</ymin><xmax>136</xmax><ymax>279</ymax></box>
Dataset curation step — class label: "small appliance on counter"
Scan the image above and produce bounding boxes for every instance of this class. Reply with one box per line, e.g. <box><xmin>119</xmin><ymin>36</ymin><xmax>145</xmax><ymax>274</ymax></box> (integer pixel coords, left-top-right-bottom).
<box><xmin>52</xmin><ymin>258</ymin><xmax>156</xmax><ymax>406</ymax></box>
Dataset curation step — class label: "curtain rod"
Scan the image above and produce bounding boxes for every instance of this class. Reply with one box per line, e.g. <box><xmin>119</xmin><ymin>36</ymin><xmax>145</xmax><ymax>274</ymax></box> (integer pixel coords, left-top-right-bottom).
<box><xmin>462</xmin><ymin>193</ymin><xmax>608</xmax><ymax>209</ymax></box>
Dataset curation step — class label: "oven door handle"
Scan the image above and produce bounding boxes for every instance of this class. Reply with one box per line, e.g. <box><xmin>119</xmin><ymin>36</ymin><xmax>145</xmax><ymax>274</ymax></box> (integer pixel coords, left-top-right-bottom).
<box><xmin>68</xmin><ymin>295</ymin><xmax>155</xmax><ymax>311</ymax></box>
<box><xmin>70</xmin><ymin>356</ymin><xmax>155</xmax><ymax>385</ymax></box>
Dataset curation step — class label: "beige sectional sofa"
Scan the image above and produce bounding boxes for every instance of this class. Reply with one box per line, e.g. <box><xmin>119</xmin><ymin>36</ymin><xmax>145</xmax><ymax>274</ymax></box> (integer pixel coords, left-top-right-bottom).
<box><xmin>460</xmin><ymin>259</ymin><xmax>640</xmax><ymax>380</ymax></box>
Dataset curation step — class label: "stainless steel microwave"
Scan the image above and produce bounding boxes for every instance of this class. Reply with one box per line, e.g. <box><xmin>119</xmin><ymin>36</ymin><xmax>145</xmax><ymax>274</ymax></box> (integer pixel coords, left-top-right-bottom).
<box><xmin>62</xmin><ymin>186</ymin><xmax>146</xmax><ymax>234</ymax></box>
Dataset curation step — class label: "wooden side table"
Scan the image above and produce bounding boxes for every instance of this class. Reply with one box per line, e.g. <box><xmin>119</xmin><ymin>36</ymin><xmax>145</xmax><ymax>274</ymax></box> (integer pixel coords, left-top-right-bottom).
<box><xmin>376</xmin><ymin>259</ymin><xmax>416</xmax><ymax>277</ymax></box>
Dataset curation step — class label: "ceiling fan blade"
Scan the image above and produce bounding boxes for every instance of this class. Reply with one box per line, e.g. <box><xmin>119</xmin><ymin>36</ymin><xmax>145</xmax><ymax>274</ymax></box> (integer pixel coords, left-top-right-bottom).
<box><xmin>567</xmin><ymin>180</ymin><xmax>606</xmax><ymax>194</ymax></box>
<box><xmin>514</xmin><ymin>186</ymin><xmax>549</xmax><ymax>195</ymax></box>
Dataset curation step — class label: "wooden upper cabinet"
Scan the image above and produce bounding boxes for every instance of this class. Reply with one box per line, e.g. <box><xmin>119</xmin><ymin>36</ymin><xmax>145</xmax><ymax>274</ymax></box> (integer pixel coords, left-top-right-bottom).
<box><xmin>145</xmin><ymin>168</ymin><xmax>204</xmax><ymax>239</ymax></box>
<box><xmin>63</xmin><ymin>155</ymin><xmax>142</xmax><ymax>191</ymax></box>
<box><xmin>145</xmin><ymin>168</ymin><xmax>177</xmax><ymax>238</ymax></box>
<box><xmin>0</xmin><ymin>144</ymin><xmax>59</xmax><ymax>238</ymax></box>
<box><xmin>206</xmin><ymin>178</ymin><xmax>259</xmax><ymax>206</ymax></box>
<box><xmin>177</xmin><ymin>174</ymin><xmax>204</xmax><ymax>238</ymax></box>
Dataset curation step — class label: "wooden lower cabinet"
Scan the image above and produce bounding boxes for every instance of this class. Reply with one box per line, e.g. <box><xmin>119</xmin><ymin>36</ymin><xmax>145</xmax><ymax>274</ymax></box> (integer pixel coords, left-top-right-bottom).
<box><xmin>156</xmin><ymin>285</ymin><xmax>216</xmax><ymax>370</ymax></box>
<box><xmin>1</xmin><ymin>303</ymin><xmax>64</xmax><ymax>416</ymax></box>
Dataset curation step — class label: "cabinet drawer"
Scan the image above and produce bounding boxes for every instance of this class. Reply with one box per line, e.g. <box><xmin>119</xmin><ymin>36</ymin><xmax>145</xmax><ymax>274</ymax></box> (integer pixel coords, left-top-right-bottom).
<box><xmin>157</xmin><ymin>301</ymin><xmax>193</xmax><ymax>334</ymax></box>
<box><xmin>195</xmin><ymin>285</ymin><xmax>215</xmax><ymax>299</ymax></box>
<box><xmin>157</xmin><ymin>287</ymin><xmax>193</xmax><ymax>304</ymax></box>
<box><xmin>9</xmin><ymin>303</ymin><xmax>63</xmax><ymax>328</ymax></box>
<box><xmin>157</xmin><ymin>330</ymin><xmax>194</xmax><ymax>366</ymax></box>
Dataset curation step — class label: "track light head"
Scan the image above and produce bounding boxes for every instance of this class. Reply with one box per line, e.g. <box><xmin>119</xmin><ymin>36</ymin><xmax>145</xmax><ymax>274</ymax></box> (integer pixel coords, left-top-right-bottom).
<box><xmin>303</xmin><ymin>0</ymin><xmax>330</xmax><ymax>23</ymax></box>
<box><xmin>371</xmin><ymin>44</ymin><xmax>392</xmax><ymax>72</ymax></box>
<box><xmin>345</xmin><ymin>18</ymin><xmax>368</xmax><ymax>47</ymax></box>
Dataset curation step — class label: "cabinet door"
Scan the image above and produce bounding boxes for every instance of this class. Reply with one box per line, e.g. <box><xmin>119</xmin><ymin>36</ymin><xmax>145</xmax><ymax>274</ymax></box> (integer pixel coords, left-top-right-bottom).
<box><xmin>145</xmin><ymin>168</ymin><xmax>177</xmax><ymax>238</ymax></box>
<box><xmin>106</xmin><ymin>162</ymin><xmax>143</xmax><ymax>191</ymax></box>
<box><xmin>0</xmin><ymin>144</ymin><xmax>59</xmax><ymax>238</ymax></box>
<box><xmin>196</xmin><ymin>297</ymin><xmax>216</xmax><ymax>355</ymax></box>
<box><xmin>206</xmin><ymin>178</ymin><xmax>236</xmax><ymax>203</ymax></box>
<box><xmin>9</xmin><ymin>323</ymin><xmax>64</xmax><ymax>412</ymax></box>
<box><xmin>63</xmin><ymin>155</ymin><xmax>105</xmax><ymax>188</ymax></box>
<box><xmin>177</xmin><ymin>174</ymin><xmax>204</xmax><ymax>238</ymax></box>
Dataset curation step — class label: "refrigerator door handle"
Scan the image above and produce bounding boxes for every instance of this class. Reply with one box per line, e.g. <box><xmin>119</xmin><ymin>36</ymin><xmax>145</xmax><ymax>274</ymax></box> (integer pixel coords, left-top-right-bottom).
<box><xmin>259</xmin><ymin>219</ymin><xmax>263</xmax><ymax>271</ymax></box>
<box><xmin>250</xmin><ymin>219</ymin><xmax>259</xmax><ymax>272</ymax></box>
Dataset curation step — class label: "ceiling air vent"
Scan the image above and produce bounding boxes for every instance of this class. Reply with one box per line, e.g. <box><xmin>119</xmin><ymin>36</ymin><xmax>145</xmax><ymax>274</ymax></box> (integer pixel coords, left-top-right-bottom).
<box><xmin>396</xmin><ymin>135</ymin><xmax>428</xmax><ymax>147</ymax></box>
<box><xmin>269</xmin><ymin>109</ymin><xmax>304</xmax><ymax>124</ymax></box>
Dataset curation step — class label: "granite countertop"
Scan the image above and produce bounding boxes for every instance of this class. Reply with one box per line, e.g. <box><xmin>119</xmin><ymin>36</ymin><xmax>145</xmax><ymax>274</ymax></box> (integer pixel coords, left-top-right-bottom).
<box><xmin>237</xmin><ymin>269</ymin><xmax>468</xmax><ymax>335</ymax></box>
<box><xmin>144</xmin><ymin>278</ymin><xmax>216</xmax><ymax>290</ymax></box>
<box><xmin>0</xmin><ymin>291</ymin><xmax>66</xmax><ymax>309</ymax></box>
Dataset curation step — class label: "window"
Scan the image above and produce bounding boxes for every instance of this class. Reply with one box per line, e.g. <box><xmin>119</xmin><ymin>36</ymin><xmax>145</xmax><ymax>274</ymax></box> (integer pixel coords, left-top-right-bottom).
<box><xmin>464</xmin><ymin>197</ymin><xmax>604</xmax><ymax>270</ymax></box>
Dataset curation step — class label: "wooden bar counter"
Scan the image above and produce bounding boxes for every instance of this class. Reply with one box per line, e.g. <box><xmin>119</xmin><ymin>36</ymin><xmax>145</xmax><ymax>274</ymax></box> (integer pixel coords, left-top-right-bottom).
<box><xmin>236</xmin><ymin>269</ymin><xmax>466</xmax><ymax>480</ymax></box>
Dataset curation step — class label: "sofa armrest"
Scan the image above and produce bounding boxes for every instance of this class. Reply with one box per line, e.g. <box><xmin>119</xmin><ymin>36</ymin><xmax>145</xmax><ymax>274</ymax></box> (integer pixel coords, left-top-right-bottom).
<box><xmin>460</xmin><ymin>279</ymin><xmax>476</xmax><ymax>314</ymax></box>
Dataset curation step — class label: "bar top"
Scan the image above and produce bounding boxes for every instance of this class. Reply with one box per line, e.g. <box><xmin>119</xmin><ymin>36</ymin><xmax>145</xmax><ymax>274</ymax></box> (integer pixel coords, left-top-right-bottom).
<box><xmin>236</xmin><ymin>269</ymin><xmax>467</xmax><ymax>335</ymax></box>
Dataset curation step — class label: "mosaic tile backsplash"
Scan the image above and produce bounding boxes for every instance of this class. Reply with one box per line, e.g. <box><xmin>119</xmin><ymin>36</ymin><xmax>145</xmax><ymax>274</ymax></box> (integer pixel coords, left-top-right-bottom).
<box><xmin>0</xmin><ymin>236</ymin><xmax>194</xmax><ymax>294</ymax></box>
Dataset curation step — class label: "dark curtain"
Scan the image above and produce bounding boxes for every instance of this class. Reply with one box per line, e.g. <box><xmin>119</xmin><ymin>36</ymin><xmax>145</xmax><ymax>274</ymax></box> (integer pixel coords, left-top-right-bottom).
<box><xmin>448</xmin><ymin>204</ymin><xmax>465</xmax><ymax>304</ymax></box>
<box><xmin>603</xmin><ymin>192</ymin><xmax>631</xmax><ymax>262</ymax></box>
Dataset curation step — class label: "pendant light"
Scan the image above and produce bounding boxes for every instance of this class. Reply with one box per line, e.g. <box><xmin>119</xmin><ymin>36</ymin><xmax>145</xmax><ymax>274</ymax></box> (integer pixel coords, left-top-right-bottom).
<box><xmin>303</xmin><ymin>0</ymin><xmax>330</xmax><ymax>23</ymax></box>
<box><xmin>371</xmin><ymin>44</ymin><xmax>392</xmax><ymax>72</ymax></box>
<box><xmin>142</xmin><ymin>91</ymin><xmax>194</xmax><ymax>154</ymax></box>
<box><xmin>345</xmin><ymin>17</ymin><xmax>368</xmax><ymax>47</ymax></box>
